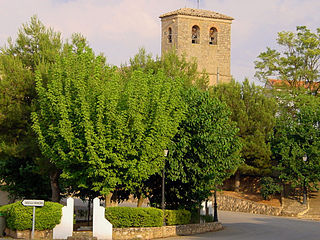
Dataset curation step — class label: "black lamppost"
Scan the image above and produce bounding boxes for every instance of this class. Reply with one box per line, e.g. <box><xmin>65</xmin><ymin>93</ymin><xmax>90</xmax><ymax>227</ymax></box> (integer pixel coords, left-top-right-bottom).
<box><xmin>302</xmin><ymin>154</ymin><xmax>308</xmax><ymax>205</ymax></box>
<box><xmin>162</xmin><ymin>149</ymin><xmax>168</xmax><ymax>225</ymax></box>
<box><xmin>213</xmin><ymin>188</ymin><xmax>218</xmax><ymax>222</ymax></box>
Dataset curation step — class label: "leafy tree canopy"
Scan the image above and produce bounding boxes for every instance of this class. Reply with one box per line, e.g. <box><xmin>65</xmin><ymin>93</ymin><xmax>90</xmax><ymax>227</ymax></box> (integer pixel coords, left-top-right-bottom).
<box><xmin>148</xmin><ymin>87</ymin><xmax>242</xmax><ymax>210</ymax></box>
<box><xmin>255</xmin><ymin>26</ymin><xmax>320</xmax><ymax>94</ymax></box>
<box><xmin>0</xmin><ymin>15</ymin><xmax>62</xmax><ymax>200</ymax></box>
<box><xmin>32</xmin><ymin>38</ymin><xmax>186</xmax><ymax>197</ymax></box>
<box><xmin>272</xmin><ymin>91</ymin><xmax>320</xmax><ymax>191</ymax></box>
<box><xmin>211</xmin><ymin>79</ymin><xmax>277</xmax><ymax>176</ymax></box>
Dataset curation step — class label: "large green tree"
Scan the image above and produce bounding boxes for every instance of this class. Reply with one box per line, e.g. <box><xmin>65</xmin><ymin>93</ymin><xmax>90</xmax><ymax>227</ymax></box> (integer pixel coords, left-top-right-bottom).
<box><xmin>255</xmin><ymin>26</ymin><xmax>320</xmax><ymax>94</ymax></box>
<box><xmin>148</xmin><ymin>87</ymin><xmax>242</xmax><ymax>210</ymax></box>
<box><xmin>0</xmin><ymin>16</ymin><xmax>62</xmax><ymax>200</ymax></box>
<box><xmin>212</xmin><ymin>80</ymin><xmax>277</xmax><ymax>191</ymax></box>
<box><xmin>272</xmin><ymin>91</ymin><xmax>320</xmax><ymax>201</ymax></box>
<box><xmin>32</xmin><ymin>38</ymin><xmax>185</xmax><ymax>199</ymax></box>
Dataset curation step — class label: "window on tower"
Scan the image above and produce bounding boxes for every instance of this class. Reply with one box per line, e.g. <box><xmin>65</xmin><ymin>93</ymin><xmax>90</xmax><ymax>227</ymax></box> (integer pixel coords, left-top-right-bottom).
<box><xmin>168</xmin><ymin>27</ymin><xmax>172</xmax><ymax>43</ymax></box>
<box><xmin>209</xmin><ymin>27</ymin><xmax>218</xmax><ymax>45</ymax></box>
<box><xmin>192</xmin><ymin>25</ymin><xmax>200</xmax><ymax>44</ymax></box>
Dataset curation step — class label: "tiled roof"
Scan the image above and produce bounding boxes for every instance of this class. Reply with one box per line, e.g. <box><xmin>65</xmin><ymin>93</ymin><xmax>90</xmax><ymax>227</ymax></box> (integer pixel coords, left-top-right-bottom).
<box><xmin>159</xmin><ymin>8</ymin><xmax>234</xmax><ymax>20</ymax></box>
<box><xmin>267</xmin><ymin>79</ymin><xmax>320</xmax><ymax>91</ymax></box>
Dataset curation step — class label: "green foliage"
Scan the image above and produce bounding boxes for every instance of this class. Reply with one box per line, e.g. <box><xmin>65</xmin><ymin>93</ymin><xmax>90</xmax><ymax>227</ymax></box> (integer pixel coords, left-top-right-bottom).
<box><xmin>165</xmin><ymin>209</ymin><xmax>191</xmax><ymax>225</ymax></box>
<box><xmin>32</xmin><ymin>40</ymin><xmax>185</xmax><ymax>198</ymax></box>
<box><xmin>260</xmin><ymin>177</ymin><xmax>281</xmax><ymax>200</ymax></box>
<box><xmin>105</xmin><ymin>207</ymin><xmax>163</xmax><ymax>228</ymax></box>
<box><xmin>272</xmin><ymin>92</ymin><xmax>320</xmax><ymax>191</ymax></box>
<box><xmin>0</xmin><ymin>15</ymin><xmax>62</xmax><ymax>200</ymax></box>
<box><xmin>255</xmin><ymin>26</ymin><xmax>320</xmax><ymax>94</ymax></box>
<box><xmin>32</xmin><ymin>36</ymin><xmax>118</xmax><ymax>195</ymax></box>
<box><xmin>3</xmin><ymin>201</ymin><xmax>62</xmax><ymax>230</ymax></box>
<box><xmin>149</xmin><ymin>87</ymin><xmax>242</xmax><ymax>210</ymax></box>
<box><xmin>212</xmin><ymin>80</ymin><xmax>277</xmax><ymax>177</ymax></box>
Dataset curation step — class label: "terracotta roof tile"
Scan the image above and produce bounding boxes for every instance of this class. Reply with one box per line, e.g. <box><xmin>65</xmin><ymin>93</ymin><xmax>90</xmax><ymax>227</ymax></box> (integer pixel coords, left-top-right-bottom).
<box><xmin>159</xmin><ymin>8</ymin><xmax>234</xmax><ymax>21</ymax></box>
<box><xmin>267</xmin><ymin>79</ymin><xmax>320</xmax><ymax>91</ymax></box>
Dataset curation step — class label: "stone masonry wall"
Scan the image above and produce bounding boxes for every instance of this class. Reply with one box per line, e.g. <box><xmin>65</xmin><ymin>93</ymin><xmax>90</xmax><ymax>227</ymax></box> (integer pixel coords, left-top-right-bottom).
<box><xmin>6</xmin><ymin>223</ymin><xmax>222</xmax><ymax>240</ymax></box>
<box><xmin>216</xmin><ymin>194</ymin><xmax>282</xmax><ymax>216</ymax></box>
<box><xmin>5</xmin><ymin>228</ymin><xmax>53</xmax><ymax>239</ymax></box>
<box><xmin>112</xmin><ymin>222</ymin><xmax>223</xmax><ymax>240</ymax></box>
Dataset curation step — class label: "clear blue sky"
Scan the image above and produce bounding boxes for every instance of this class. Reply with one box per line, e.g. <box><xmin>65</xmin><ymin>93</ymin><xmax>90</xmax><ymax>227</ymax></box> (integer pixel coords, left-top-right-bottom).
<box><xmin>1</xmin><ymin>0</ymin><xmax>319</xmax><ymax>83</ymax></box>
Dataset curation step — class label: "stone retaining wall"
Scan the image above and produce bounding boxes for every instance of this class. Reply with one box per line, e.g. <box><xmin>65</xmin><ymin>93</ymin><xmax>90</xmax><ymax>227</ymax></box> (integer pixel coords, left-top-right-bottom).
<box><xmin>5</xmin><ymin>223</ymin><xmax>222</xmax><ymax>240</ymax></box>
<box><xmin>112</xmin><ymin>222</ymin><xmax>223</xmax><ymax>240</ymax></box>
<box><xmin>216</xmin><ymin>194</ymin><xmax>282</xmax><ymax>216</ymax></box>
<box><xmin>5</xmin><ymin>228</ymin><xmax>52</xmax><ymax>239</ymax></box>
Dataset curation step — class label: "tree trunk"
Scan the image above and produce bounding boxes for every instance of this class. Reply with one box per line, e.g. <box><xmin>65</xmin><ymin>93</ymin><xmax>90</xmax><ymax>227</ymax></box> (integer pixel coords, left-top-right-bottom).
<box><xmin>50</xmin><ymin>170</ymin><xmax>61</xmax><ymax>202</ymax></box>
<box><xmin>137</xmin><ymin>195</ymin><xmax>144</xmax><ymax>207</ymax></box>
<box><xmin>280</xmin><ymin>183</ymin><xmax>285</xmax><ymax>207</ymax></box>
<box><xmin>105</xmin><ymin>193</ymin><xmax>113</xmax><ymax>207</ymax></box>
<box><xmin>205</xmin><ymin>200</ymin><xmax>209</xmax><ymax>216</ymax></box>
<box><xmin>87</xmin><ymin>198</ymin><xmax>91</xmax><ymax>226</ymax></box>
<box><xmin>111</xmin><ymin>191</ymin><xmax>118</xmax><ymax>207</ymax></box>
<box><xmin>234</xmin><ymin>171</ymin><xmax>240</xmax><ymax>192</ymax></box>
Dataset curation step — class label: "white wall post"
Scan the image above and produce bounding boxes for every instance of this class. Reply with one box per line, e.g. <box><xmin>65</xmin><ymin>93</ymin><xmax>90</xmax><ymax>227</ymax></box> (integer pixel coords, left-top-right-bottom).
<box><xmin>200</xmin><ymin>201</ymin><xmax>206</xmax><ymax>215</ymax></box>
<box><xmin>207</xmin><ymin>200</ymin><xmax>213</xmax><ymax>215</ymax></box>
<box><xmin>93</xmin><ymin>197</ymin><xmax>112</xmax><ymax>240</ymax></box>
<box><xmin>53</xmin><ymin>197</ymin><xmax>74</xmax><ymax>239</ymax></box>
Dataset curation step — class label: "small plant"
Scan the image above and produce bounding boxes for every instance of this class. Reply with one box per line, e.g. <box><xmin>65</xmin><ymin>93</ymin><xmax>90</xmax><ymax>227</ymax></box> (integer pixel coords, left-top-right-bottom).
<box><xmin>260</xmin><ymin>177</ymin><xmax>281</xmax><ymax>200</ymax></box>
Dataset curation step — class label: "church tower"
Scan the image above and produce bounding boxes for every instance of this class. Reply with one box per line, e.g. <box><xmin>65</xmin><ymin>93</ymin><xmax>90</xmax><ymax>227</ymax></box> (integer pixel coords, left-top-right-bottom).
<box><xmin>160</xmin><ymin>8</ymin><xmax>233</xmax><ymax>85</ymax></box>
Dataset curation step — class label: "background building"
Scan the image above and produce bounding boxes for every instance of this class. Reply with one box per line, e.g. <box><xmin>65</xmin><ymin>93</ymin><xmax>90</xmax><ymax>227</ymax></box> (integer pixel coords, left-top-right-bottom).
<box><xmin>160</xmin><ymin>8</ymin><xmax>233</xmax><ymax>85</ymax></box>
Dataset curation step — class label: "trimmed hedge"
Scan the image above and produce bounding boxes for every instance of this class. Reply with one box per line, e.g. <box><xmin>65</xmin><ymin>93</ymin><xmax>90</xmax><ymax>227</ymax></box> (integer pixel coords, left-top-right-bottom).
<box><xmin>165</xmin><ymin>209</ymin><xmax>191</xmax><ymax>225</ymax></box>
<box><xmin>0</xmin><ymin>201</ymin><xmax>63</xmax><ymax>230</ymax></box>
<box><xmin>105</xmin><ymin>207</ymin><xmax>163</xmax><ymax>228</ymax></box>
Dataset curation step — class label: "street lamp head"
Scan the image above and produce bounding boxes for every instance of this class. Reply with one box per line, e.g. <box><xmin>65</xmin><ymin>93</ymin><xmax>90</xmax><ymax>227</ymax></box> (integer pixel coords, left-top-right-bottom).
<box><xmin>164</xmin><ymin>149</ymin><xmax>169</xmax><ymax>157</ymax></box>
<box><xmin>303</xmin><ymin>154</ymin><xmax>308</xmax><ymax>162</ymax></box>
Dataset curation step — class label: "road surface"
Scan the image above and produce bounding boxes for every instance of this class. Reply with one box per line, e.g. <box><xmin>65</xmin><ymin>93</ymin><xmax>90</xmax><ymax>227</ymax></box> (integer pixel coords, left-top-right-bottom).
<box><xmin>162</xmin><ymin>211</ymin><xmax>320</xmax><ymax>240</ymax></box>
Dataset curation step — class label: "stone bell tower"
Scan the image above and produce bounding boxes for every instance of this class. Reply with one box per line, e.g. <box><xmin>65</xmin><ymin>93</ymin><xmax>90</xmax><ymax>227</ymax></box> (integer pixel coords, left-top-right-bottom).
<box><xmin>160</xmin><ymin>8</ymin><xmax>233</xmax><ymax>85</ymax></box>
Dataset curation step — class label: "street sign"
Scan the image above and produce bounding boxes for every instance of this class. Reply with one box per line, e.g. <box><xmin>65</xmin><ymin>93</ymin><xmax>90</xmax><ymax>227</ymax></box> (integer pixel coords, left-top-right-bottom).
<box><xmin>21</xmin><ymin>200</ymin><xmax>45</xmax><ymax>239</ymax></box>
<box><xmin>22</xmin><ymin>199</ymin><xmax>44</xmax><ymax>207</ymax></box>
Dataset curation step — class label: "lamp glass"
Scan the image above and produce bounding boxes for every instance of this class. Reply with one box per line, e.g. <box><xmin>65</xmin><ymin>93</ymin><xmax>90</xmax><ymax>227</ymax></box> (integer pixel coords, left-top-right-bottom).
<box><xmin>303</xmin><ymin>155</ymin><xmax>307</xmax><ymax>162</ymax></box>
<box><xmin>164</xmin><ymin>149</ymin><xmax>169</xmax><ymax>157</ymax></box>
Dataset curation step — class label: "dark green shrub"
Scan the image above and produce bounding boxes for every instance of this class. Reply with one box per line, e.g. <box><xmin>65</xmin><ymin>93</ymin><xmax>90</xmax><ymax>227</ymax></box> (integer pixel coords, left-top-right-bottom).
<box><xmin>190</xmin><ymin>209</ymin><xmax>200</xmax><ymax>224</ymax></box>
<box><xmin>4</xmin><ymin>201</ymin><xmax>63</xmax><ymax>230</ymax></box>
<box><xmin>0</xmin><ymin>203</ymin><xmax>16</xmax><ymax>217</ymax></box>
<box><xmin>105</xmin><ymin>207</ymin><xmax>163</xmax><ymax>228</ymax></box>
<box><xmin>260</xmin><ymin>177</ymin><xmax>281</xmax><ymax>200</ymax></box>
<box><xmin>165</xmin><ymin>209</ymin><xmax>191</xmax><ymax>225</ymax></box>
<box><xmin>200</xmin><ymin>214</ymin><xmax>214</xmax><ymax>223</ymax></box>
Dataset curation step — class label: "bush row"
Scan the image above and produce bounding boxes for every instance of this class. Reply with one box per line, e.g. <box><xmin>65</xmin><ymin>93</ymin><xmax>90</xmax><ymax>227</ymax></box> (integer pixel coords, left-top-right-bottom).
<box><xmin>0</xmin><ymin>202</ymin><xmax>192</xmax><ymax>230</ymax></box>
<box><xmin>105</xmin><ymin>207</ymin><xmax>191</xmax><ymax>228</ymax></box>
<box><xmin>105</xmin><ymin>207</ymin><xmax>163</xmax><ymax>228</ymax></box>
<box><xmin>0</xmin><ymin>201</ymin><xmax>63</xmax><ymax>230</ymax></box>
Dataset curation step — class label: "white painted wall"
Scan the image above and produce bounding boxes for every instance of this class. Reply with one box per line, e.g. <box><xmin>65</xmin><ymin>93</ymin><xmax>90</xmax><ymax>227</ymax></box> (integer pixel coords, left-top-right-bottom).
<box><xmin>93</xmin><ymin>197</ymin><xmax>112</xmax><ymax>240</ymax></box>
<box><xmin>201</xmin><ymin>201</ymin><xmax>213</xmax><ymax>215</ymax></box>
<box><xmin>53</xmin><ymin>197</ymin><xmax>74</xmax><ymax>239</ymax></box>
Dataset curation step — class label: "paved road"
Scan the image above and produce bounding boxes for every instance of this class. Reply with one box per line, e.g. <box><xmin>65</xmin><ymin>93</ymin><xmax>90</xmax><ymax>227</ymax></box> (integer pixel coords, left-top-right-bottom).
<box><xmin>162</xmin><ymin>211</ymin><xmax>320</xmax><ymax>240</ymax></box>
